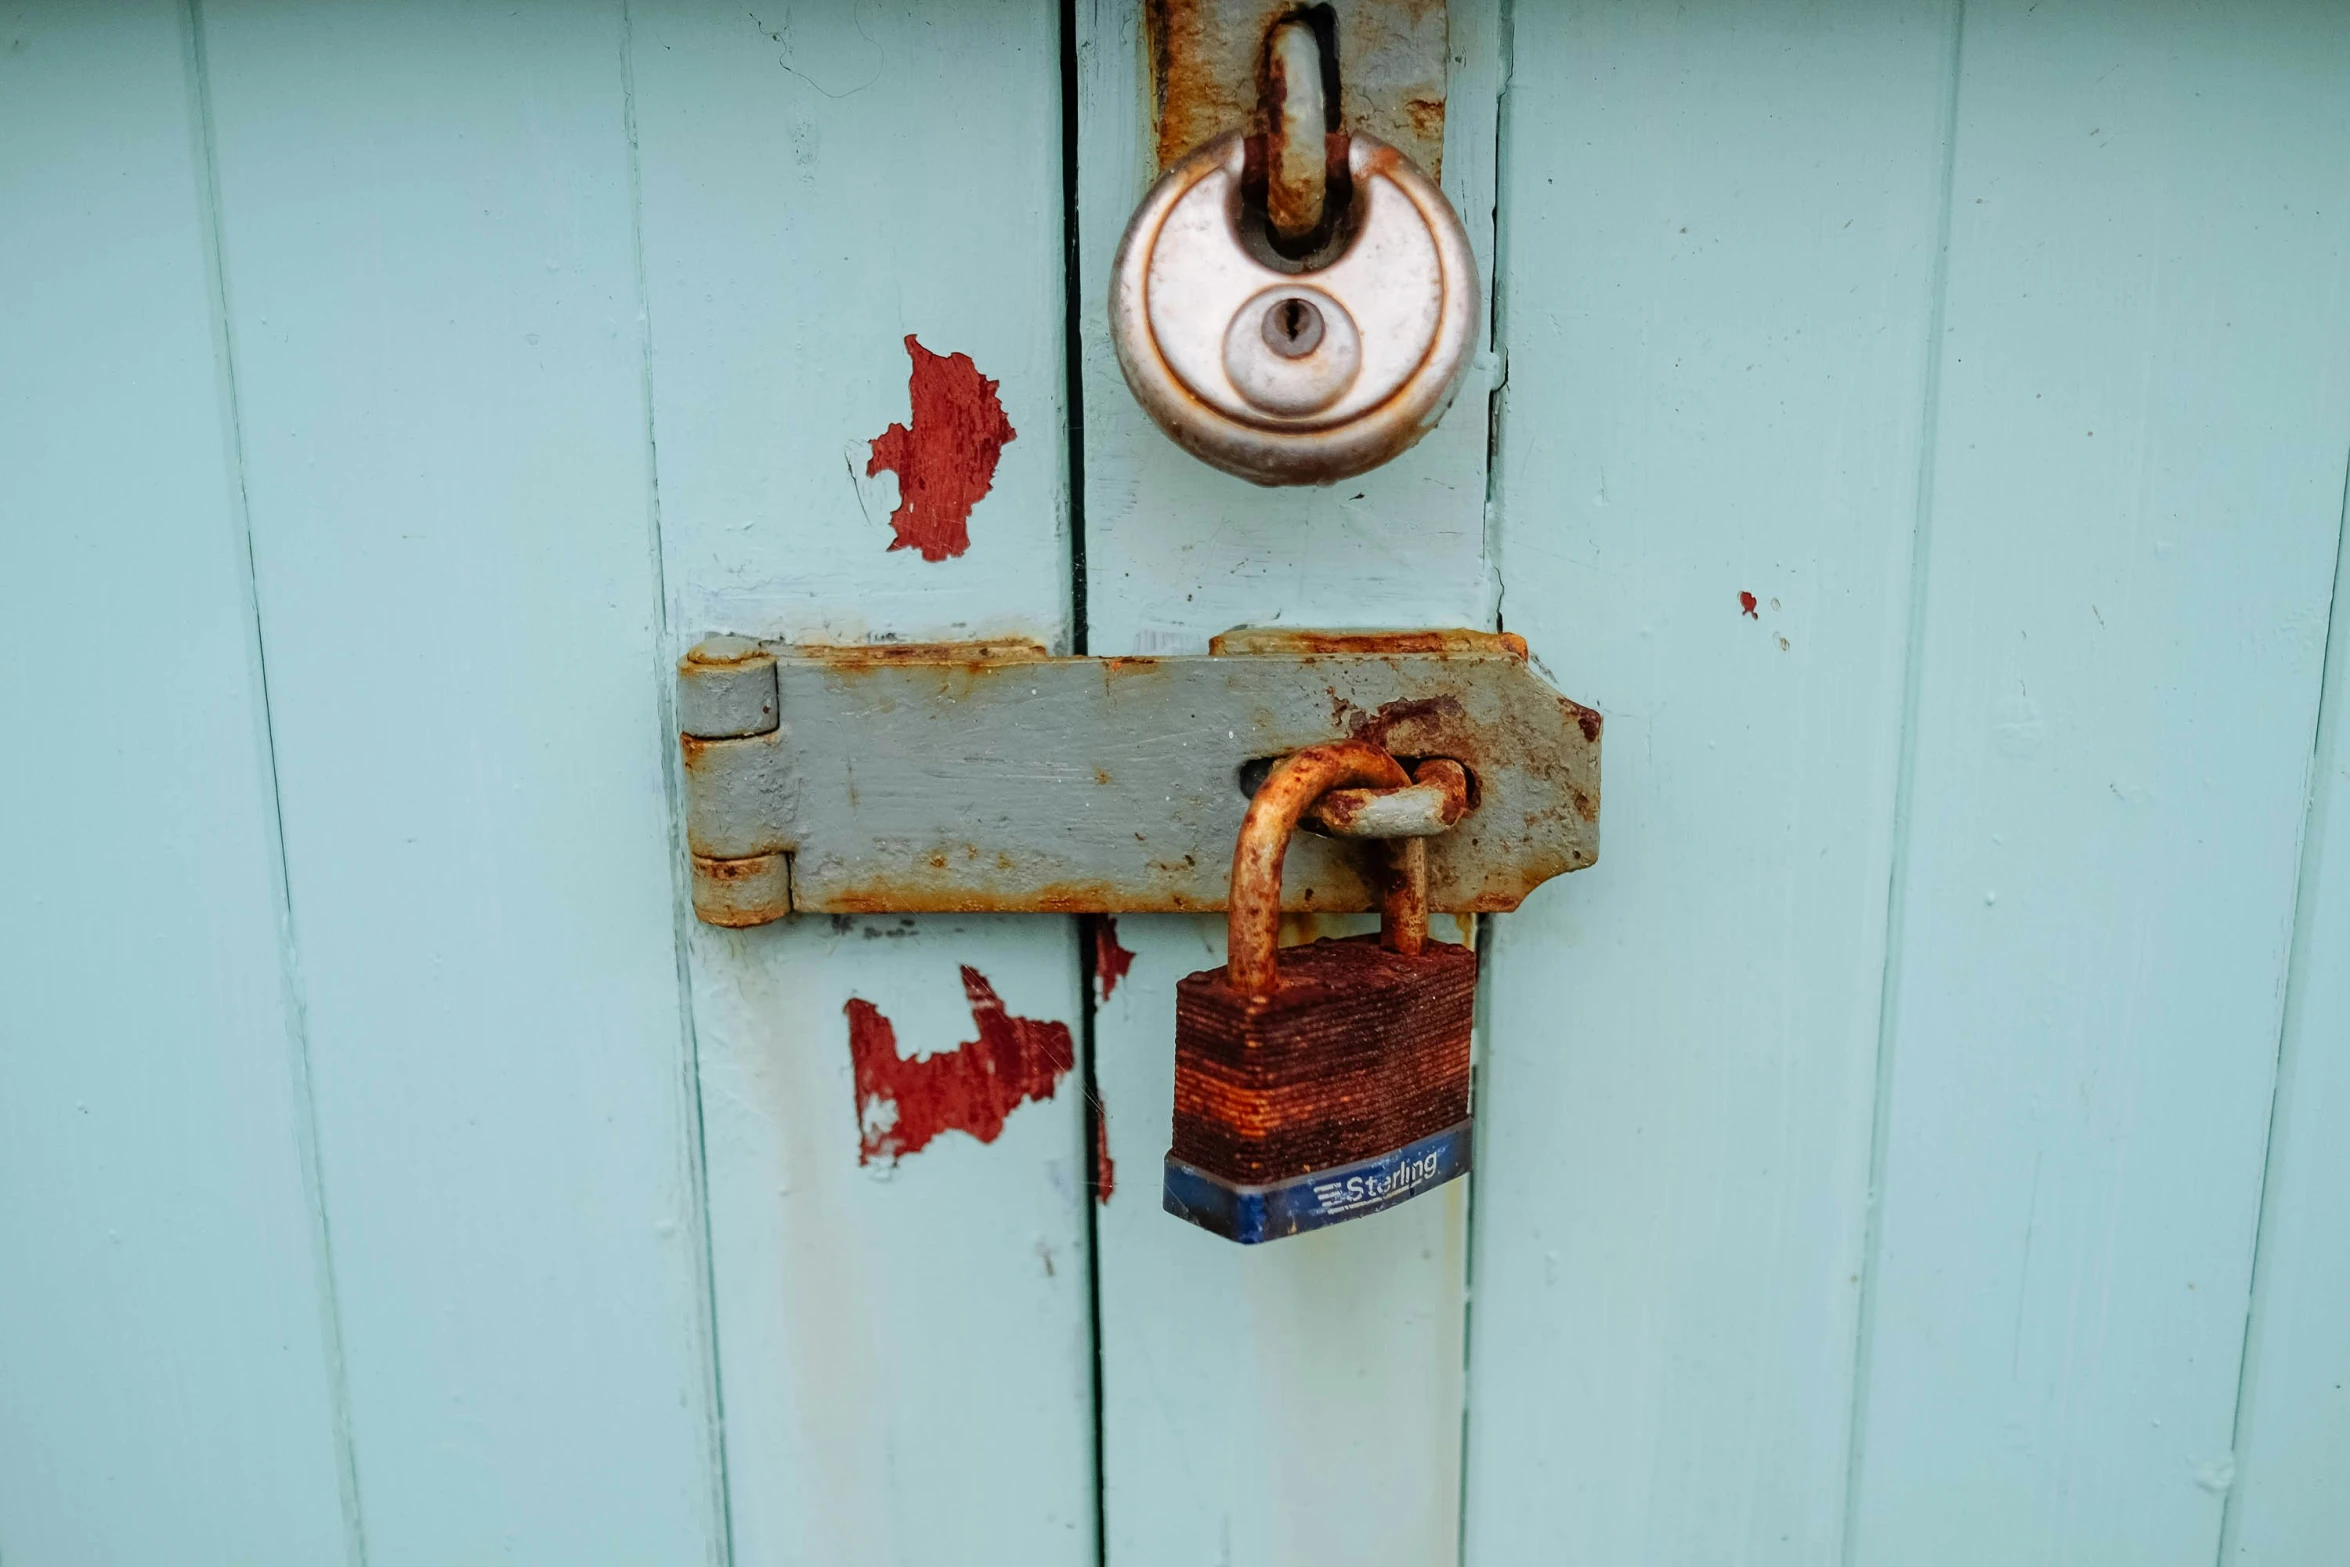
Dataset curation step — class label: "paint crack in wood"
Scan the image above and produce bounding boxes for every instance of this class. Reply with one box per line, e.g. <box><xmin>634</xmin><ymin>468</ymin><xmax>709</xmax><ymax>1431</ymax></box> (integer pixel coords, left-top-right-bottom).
<box><xmin>844</xmin><ymin>966</ymin><xmax>1072</xmax><ymax>1164</ymax></box>
<box><xmin>865</xmin><ymin>335</ymin><xmax>1016</xmax><ymax>562</ymax></box>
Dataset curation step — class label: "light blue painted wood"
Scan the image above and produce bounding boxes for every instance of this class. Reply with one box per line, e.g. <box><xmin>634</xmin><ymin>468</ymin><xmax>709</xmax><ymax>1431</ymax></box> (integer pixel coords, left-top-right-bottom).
<box><xmin>1075</xmin><ymin>3</ymin><xmax>1502</xmax><ymax>1561</ymax></box>
<box><xmin>1848</xmin><ymin>3</ymin><xmax>2350</xmax><ymax>1562</ymax></box>
<box><xmin>1091</xmin><ymin>913</ymin><xmax>1475</xmax><ymax>1567</ymax></box>
<box><xmin>627</xmin><ymin>3</ymin><xmax>1096</xmax><ymax>1561</ymax></box>
<box><xmin>686</xmin><ymin>918</ymin><xmax>1094</xmax><ymax>1567</ymax></box>
<box><xmin>10</xmin><ymin>3</ymin><xmax>2350</xmax><ymax>1557</ymax></box>
<box><xmin>2224</xmin><ymin>480</ymin><xmax>2350</xmax><ymax>1562</ymax></box>
<box><xmin>192</xmin><ymin>2</ymin><xmax>726</xmax><ymax>1559</ymax></box>
<box><xmin>0</xmin><ymin>3</ymin><xmax>354</xmax><ymax>1561</ymax></box>
<box><xmin>631</xmin><ymin>0</ymin><xmax>1074</xmax><ymax>649</ymax></box>
<box><xmin>1462</xmin><ymin>4</ymin><xmax>1961</xmax><ymax>1562</ymax></box>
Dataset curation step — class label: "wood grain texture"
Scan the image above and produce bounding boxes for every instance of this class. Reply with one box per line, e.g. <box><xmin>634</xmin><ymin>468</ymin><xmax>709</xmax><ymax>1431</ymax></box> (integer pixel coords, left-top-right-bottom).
<box><xmin>1847</xmin><ymin>3</ymin><xmax>2350</xmax><ymax>1561</ymax></box>
<box><xmin>195</xmin><ymin>2</ymin><xmax>725</xmax><ymax>1559</ymax></box>
<box><xmin>1462</xmin><ymin>4</ymin><xmax>1962</xmax><ymax>1562</ymax></box>
<box><xmin>1076</xmin><ymin>1</ymin><xmax>1501</xmax><ymax>1559</ymax></box>
<box><xmin>0</xmin><ymin>6</ymin><xmax>354</xmax><ymax>1560</ymax></box>
<box><xmin>627</xmin><ymin>3</ymin><xmax>1097</xmax><ymax>1561</ymax></box>
<box><xmin>2223</xmin><ymin>479</ymin><xmax>2350</xmax><ymax>1564</ymax></box>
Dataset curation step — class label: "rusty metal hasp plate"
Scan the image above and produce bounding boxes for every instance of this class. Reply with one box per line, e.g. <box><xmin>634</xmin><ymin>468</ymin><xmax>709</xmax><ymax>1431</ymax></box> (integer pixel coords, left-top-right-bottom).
<box><xmin>676</xmin><ymin>629</ymin><xmax>1599</xmax><ymax>925</ymax></box>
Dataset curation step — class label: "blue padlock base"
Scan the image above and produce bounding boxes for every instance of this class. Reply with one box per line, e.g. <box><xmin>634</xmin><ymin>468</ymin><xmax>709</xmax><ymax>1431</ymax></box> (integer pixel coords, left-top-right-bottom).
<box><xmin>1162</xmin><ymin>1119</ymin><xmax>1472</xmax><ymax>1245</ymax></box>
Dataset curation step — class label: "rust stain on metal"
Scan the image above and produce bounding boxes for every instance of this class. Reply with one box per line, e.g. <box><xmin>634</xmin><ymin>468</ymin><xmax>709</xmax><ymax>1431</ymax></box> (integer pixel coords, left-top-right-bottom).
<box><xmin>821</xmin><ymin>877</ymin><xmax>1226</xmax><ymax>916</ymax></box>
<box><xmin>865</xmin><ymin>335</ymin><xmax>1016</xmax><ymax>563</ymax></box>
<box><xmin>1144</xmin><ymin>0</ymin><xmax>1447</xmax><ymax>179</ymax></box>
<box><xmin>1337</xmin><ymin>691</ymin><xmax>1469</xmax><ymax>749</ymax></box>
<box><xmin>1209</xmin><ymin>626</ymin><xmax>1524</xmax><ymax>659</ymax></box>
<box><xmin>844</xmin><ymin>967</ymin><xmax>1074</xmax><ymax>1164</ymax></box>
<box><xmin>1417</xmin><ymin>757</ymin><xmax>1473</xmax><ymax>814</ymax></box>
<box><xmin>1146</xmin><ymin>0</ymin><xmax>1230</xmax><ymax>174</ymax></box>
<box><xmin>798</xmin><ymin>638</ymin><xmax>1050</xmax><ymax>667</ymax></box>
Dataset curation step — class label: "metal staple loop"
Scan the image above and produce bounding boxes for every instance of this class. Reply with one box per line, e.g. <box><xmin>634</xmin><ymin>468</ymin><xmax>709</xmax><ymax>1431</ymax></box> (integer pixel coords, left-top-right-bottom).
<box><xmin>1263</xmin><ymin>17</ymin><xmax>1331</xmax><ymax>245</ymax></box>
<box><xmin>1307</xmin><ymin>758</ymin><xmax>1472</xmax><ymax>838</ymax></box>
<box><xmin>1226</xmin><ymin>748</ymin><xmax>1476</xmax><ymax>995</ymax></box>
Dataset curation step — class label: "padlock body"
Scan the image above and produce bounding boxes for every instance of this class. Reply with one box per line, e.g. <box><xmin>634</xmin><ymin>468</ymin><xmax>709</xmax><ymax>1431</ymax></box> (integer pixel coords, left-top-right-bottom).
<box><xmin>1165</xmin><ymin>934</ymin><xmax>1475</xmax><ymax>1243</ymax></box>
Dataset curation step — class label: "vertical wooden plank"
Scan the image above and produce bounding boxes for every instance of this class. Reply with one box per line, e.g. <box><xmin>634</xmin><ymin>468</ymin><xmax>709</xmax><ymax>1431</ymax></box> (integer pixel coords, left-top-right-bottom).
<box><xmin>1462</xmin><ymin>4</ymin><xmax>1960</xmax><ymax>1563</ymax></box>
<box><xmin>0</xmin><ymin>3</ymin><xmax>354</xmax><ymax>1562</ymax></box>
<box><xmin>1089</xmin><ymin>911</ymin><xmax>1477</xmax><ymax>1567</ymax></box>
<box><xmin>2223</xmin><ymin>482</ymin><xmax>2350</xmax><ymax>1564</ymax></box>
<box><xmin>1074</xmin><ymin>4</ymin><xmax>1502</xmax><ymax>1563</ymax></box>
<box><xmin>631</xmin><ymin>0</ymin><xmax>1072</xmax><ymax>646</ymax></box>
<box><xmin>1848</xmin><ymin>4</ymin><xmax>2350</xmax><ymax>1562</ymax></box>
<box><xmin>1077</xmin><ymin>0</ymin><xmax>1501</xmax><ymax>657</ymax></box>
<box><xmin>195</xmin><ymin>3</ymin><xmax>725</xmax><ymax>1560</ymax></box>
<box><xmin>626</xmin><ymin>4</ymin><xmax>1096</xmax><ymax>1563</ymax></box>
<box><xmin>685</xmin><ymin>917</ymin><xmax>1093</xmax><ymax>1567</ymax></box>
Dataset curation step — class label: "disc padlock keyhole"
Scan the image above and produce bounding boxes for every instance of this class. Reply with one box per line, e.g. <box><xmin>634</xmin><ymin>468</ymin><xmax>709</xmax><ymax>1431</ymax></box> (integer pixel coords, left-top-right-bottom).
<box><xmin>1264</xmin><ymin>296</ymin><xmax>1324</xmax><ymax>358</ymax></box>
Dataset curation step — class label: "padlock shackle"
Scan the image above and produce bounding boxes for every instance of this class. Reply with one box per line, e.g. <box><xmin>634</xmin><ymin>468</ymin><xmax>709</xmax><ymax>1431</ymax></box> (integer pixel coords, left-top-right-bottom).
<box><xmin>1227</xmin><ymin>740</ymin><xmax>1427</xmax><ymax>997</ymax></box>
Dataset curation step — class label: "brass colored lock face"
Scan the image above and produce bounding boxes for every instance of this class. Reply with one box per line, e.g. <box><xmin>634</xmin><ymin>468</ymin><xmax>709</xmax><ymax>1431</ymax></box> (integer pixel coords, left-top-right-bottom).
<box><xmin>1109</xmin><ymin>133</ymin><xmax>1480</xmax><ymax>487</ymax></box>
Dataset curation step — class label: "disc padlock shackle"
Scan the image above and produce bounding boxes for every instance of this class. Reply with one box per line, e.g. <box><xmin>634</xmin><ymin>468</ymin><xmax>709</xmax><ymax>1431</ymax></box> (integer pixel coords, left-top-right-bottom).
<box><xmin>1226</xmin><ymin>740</ymin><xmax>1463</xmax><ymax>996</ymax></box>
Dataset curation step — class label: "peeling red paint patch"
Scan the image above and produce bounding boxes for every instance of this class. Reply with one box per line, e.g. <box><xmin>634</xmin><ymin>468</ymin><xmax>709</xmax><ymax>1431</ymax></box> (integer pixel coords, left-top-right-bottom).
<box><xmin>844</xmin><ymin>967</ymin><xmax>1072</xmax><ymax>1164</ymax></box>
<box><xmin>1739</xmin><ymin>591</ymin><xmax>1759</xmax><ymax>619</ymax></box>
<box><xmin>1092</xmin><ymin>916</ymin><xmax>1136</xmax><ymax>1001</ymax></box>
<box><xmin>1094</xmin><ymin>1111</ymin><xmax>1116</xmax><ymax>1203</ymax></box>
<box><xmin>865</xmin><ymin>335</ymin><xmax>1016</xmax><ymax>562</ymax></box>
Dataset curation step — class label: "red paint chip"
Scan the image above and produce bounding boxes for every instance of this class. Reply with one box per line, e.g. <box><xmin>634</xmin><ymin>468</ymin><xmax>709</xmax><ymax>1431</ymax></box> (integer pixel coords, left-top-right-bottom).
<box><xmin>844</xmin><ymin>967</ymin><xmax>1073</xmax><ymax>1165</ymax></box>
<box><xmin>1094</xmin><ymin>1112</ymin><xmax>1116</xmax><ymax>1204</ymax></box>
<box><xmin>1093</xmin><ymin>916</ymin><xmax>1136</xmax><ymax>1001</ymax></box>
<box><xmin>1739</xmin><ymin>591</ymin><xmax>1759</xmax><ymax>619</ymax></box>
<box><xmin>865</xmin><ymin>335</ymin><xmax>1016</xmax><ymax>562</ymax></box>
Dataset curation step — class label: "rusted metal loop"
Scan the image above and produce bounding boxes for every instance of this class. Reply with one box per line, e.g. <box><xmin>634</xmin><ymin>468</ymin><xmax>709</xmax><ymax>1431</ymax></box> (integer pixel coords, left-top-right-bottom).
<box><xmin>1227</xmin><ymin>739</ymin><xmax>1429</xmax><ymax>996</ymax></box>
<box><xmin>1309</xmin><ymin>758</ymin><xmax>1472</xmax><ymax>838</ymax></box>
<box><xmin>1261</xmin><ymin>15</ymin><xmax>1336</xmax><ymax>246</ymax></box>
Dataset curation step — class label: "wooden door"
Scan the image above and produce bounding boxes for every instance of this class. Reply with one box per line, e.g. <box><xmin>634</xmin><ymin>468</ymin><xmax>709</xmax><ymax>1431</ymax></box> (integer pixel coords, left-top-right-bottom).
<box><xmin>5</xmin><ymin>3</ymin><xmax>2348</xmax><ymax>1565</ymax></box>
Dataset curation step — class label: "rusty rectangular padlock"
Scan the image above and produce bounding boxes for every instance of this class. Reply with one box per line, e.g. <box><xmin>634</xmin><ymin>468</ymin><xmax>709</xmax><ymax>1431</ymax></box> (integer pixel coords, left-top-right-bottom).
<box><xmin>1165</xmin><ymin>741</ymin><xmax>1475</xmax><ymax>1244</ymax></box>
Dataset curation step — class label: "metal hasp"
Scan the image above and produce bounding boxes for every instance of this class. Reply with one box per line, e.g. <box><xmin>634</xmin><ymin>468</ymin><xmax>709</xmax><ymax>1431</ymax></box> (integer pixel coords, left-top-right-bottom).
<box><xmin>677</xmin><ymin>629</ymin><xmax>1598</xmax><ymax>926</ymax></box>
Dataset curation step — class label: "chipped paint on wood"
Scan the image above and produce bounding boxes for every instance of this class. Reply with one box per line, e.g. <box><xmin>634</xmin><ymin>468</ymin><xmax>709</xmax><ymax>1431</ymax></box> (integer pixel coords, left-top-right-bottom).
<box><xmin>845</xmin><ymin>967</ymin><xmax>1075</xmax><ymax>1164</ymax></box>
<box><xmin>1094</xmin><ymin>1112</ymin><xmax>1117</xmax><ymax>1203</ymax></box>
<box><xmin>1092</xmin><ymin>916</ymin><xmax>1137</xmax><ymax>999</ymax></box>
<box><xmin>865</xmin><ymin>335</ymin><xmax>1017</xmax><ymax>563</ymax></box>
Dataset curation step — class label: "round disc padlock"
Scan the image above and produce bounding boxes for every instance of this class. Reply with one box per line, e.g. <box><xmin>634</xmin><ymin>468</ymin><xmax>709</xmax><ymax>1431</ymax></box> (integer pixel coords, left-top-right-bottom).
<box><xmin>1109</xmin><ymin>133</ymin><xmax>1481</xmax><ymax>487</ymax></box>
